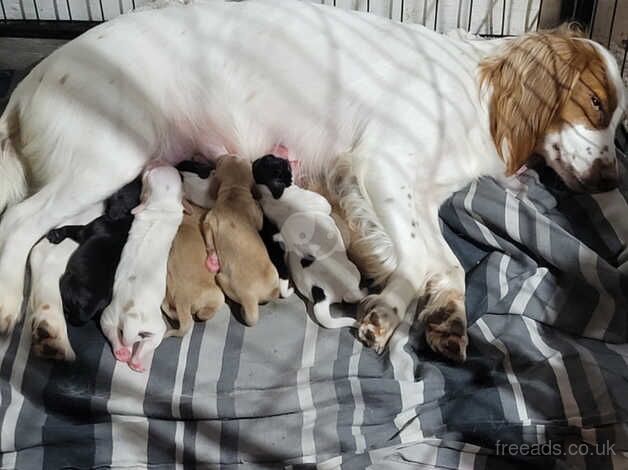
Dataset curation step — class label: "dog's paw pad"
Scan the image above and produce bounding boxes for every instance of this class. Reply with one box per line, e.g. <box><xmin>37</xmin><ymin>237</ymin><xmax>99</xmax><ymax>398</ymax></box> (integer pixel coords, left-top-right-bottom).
<box><xmin>421</xmin><ymin>295</ymin><xmax>468</xmax><ymax>363</ymax></box>
<box><xmin>32</xmin><ymin>320</ymin><xmax>75</xmax><ymax>361</ymax></box>
<box><xmin>357</xmin><ymin>297</ymin><xmax>400</xmax><ymax>354</ymax></box>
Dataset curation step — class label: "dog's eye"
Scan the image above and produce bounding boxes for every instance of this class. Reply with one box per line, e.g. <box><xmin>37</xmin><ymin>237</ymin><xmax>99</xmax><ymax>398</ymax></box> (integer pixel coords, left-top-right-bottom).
<box><xmin>138</xmin><ymin>331</ymin><xmax>153</xmax><ymax>339</ymax></box>
<box><xmin>591</xmin><ymin>94</ymin><xmax>602</xmax><ymax>110</ymax></box>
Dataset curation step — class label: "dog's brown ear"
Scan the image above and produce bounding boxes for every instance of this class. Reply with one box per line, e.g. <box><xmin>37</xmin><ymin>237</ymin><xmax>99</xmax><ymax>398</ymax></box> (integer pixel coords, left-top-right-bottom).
<box><xmin>182</xmin><ymin>199</ymin><xmax>194</xmax><ymax>215</ymax></box>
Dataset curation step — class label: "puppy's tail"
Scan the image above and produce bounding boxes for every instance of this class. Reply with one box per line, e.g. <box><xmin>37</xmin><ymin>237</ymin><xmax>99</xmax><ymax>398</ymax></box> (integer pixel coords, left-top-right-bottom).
<box><xmin>0</xmin><ymin>110</ymin><xmax>28</xmax><ymax>214</ymax></box>
<box><xmin>313</xmin><ymin>298</ymin><xmax>357</xmax><ymax>329</ymax></box>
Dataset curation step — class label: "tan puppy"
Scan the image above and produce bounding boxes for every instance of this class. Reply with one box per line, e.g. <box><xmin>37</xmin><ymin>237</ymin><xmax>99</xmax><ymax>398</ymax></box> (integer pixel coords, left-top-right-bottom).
<box><xmin>162</xmin><ymin>202</ymin><xmax>224</xmax><ymax>336</ymax></box>
<box><xmin>204</xmin><ymin>155</ymin><xmax>280</xmax><ymax>326</ymax></box>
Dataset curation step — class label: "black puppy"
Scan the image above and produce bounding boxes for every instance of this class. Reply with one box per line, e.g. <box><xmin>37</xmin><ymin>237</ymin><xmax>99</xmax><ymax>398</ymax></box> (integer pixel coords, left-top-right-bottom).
<box><xmin>47</xmin><ymin>177</ymin><xmax>142</xmax><ymax>326</ymax></box>
<box><xmin>252</xmin><ymin>155</ymin><xmax>293</xmax><ymax>297</ymax></box>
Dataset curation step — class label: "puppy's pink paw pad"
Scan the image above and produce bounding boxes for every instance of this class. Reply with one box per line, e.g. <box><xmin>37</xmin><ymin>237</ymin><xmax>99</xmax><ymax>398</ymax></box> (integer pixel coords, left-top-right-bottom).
<box><xmin>128</xmin><ymin>362</ymin><xmax>145</xmax><ymax>373</ymax></box>
<box><xmin>206</xmin><ymin>253</ymin><xmax>220</xmax><ymax>273</ymax></box>
<box><xmin>114</xmin><ymin>348</ymin><xmax>131</xmax><ymax>362</ymax></box>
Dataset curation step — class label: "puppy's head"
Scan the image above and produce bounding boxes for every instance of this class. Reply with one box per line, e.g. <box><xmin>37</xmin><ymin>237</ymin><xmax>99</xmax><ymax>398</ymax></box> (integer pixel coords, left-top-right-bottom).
<box><xmin>252</xmin><ymin>155</ymin><xmax>293</xmax><ymax>199</ymax></box>
<box><xmin>132</xmin><ymin>166</ymin><xmax>183</xmax><ymax>214</ymax></box>
<box><xmin>106</xmin><ymin>176</ymin><xmax>142</xmax><ymax>220</ymax></box>
<box><xmin>209</xmin><ymin>155</ymin><xmax>258</xmax><ymax>199</ymax></box>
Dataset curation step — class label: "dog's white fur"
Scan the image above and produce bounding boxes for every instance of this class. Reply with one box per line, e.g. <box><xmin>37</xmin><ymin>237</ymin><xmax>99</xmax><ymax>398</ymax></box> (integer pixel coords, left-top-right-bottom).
<box><xmin>258</xmin><ymin>184</ymin><xmax>364</xmax><ymax>329</ymax></box>
<box><xmin>28</xmin><ymin>203</ymin><xmax>104</xmax><ymax>361</ymax></box>
<box><xmin>100</xmin><ymin>165</ymin><xmax>183</xmax><ymax>372</ymax></box>
<box><xmin>0</xmin><ymin>1</ymin><xmax>623</xmax><ymax>358</ymax></box>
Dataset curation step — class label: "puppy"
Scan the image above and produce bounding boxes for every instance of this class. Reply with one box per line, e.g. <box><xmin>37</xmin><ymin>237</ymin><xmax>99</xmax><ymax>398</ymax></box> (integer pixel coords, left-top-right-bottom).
<box><xmin>100</xmin><ymin>165</ymin><xmax>184</xmax><ymax>372</ymax></box>
<box><xmin>47</xmin><ymin>177</ymin><xmax>142</xmax><ymax>326</ymax></box>
<box><xmin>203</xmin><ymin>155</ymin><xmax>280</xmax><ymax>326</ymax></box>
<box><xmin>162</xmin><ymin>201</ymin><xmax>224</xmax><ymax>336</ymax></box>
<box><xmin>253</xmin><ymin>155</ymin><xmax>364</xmax><ymax>329</ymax></box>
<box><xmin>177</xmin><ymin>159</ymin><xmax>291</xmax><ymax>297</ymax></box>
<box><xmin>176</xmin><ymin>159</ymin><xmax>216</xmax><ymax>209</ymax></box>
<box><xmin>29</xmin><ymin>203</ymin><xmax>105</xmax><ymax>361</ymax></box>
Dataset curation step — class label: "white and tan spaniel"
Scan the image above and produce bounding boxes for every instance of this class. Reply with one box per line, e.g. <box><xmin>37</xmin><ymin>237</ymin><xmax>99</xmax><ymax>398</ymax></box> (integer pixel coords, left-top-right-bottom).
<box><xmin>0</xmin><ymin>1</ymin><xmax>623</xmax><ymax>361</ymax></box>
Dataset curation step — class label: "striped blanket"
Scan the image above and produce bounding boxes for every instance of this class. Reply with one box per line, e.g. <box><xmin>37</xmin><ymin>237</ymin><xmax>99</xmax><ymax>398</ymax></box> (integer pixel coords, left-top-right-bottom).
<box><xmin>0</xmin><ymin>154</ymin><xmax>626</xmax><ymax>469</ymax></box>
<box><xmin>1</xmin><ymin>80</ymin><xmax>628</xmax><ymax>470</ymax></box>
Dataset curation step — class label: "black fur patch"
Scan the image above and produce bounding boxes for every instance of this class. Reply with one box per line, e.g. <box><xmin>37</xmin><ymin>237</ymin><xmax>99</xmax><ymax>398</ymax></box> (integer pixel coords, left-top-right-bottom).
<box><xmin>259</xmin><ymin>216</ymin><xmax>290</xmax><ymax>279</ymax></box>
<box><xmin>311</xmin><ymin>286</ymin><xmax>326</xmax><ymax>304</ymax></box>
<box><xmin>48</xmin><ymin>179</ymin><xmax>142</xmax><ymax>326</ymax></box>
<box><xmin>252</xmin><ymin>155</ymin><xmax>292</xmax><ymax>199</ymax></box>
<box><xmin>176</xmin><ymin>160</ymin><xmax>215</xmax><ymax>179</ymax></box>
<box><xmin>300</xmin><ymin>255</ymin><xmax>315</xmax><ymax>268</ymax></box>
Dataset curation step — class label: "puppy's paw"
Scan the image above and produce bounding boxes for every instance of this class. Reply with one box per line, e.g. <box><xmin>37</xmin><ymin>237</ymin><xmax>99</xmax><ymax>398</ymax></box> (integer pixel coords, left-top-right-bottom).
<box><xmin>279</xmin><ymin>279</ymin><xmax>293</xmax><ymax>298</ymax></box>
<box><xmin>128</xmin><ymin>360</ymin><xmax>146</xmax><ymax>373</ymax></box>
<box><xmin>420</xmin><ymin>290</ymin><xmax>468</xmax><ymax>363</ymax></box>
<box><xmin>46</xmin><ymin>229</ymin><xmax>64</xmax><ymax>244</ymax></box>
<box><xmin>357</xmin><ymin>295</ymin><xmax>400</xmax><ymax>354</ymax></box>
<box><xmin>206</xmin><ymin>252</ymin><xmax>220</xmax><ymax>273</ymax></box>
<box><xmin>31</xmin><ymin>318</ymin><xmax>75</xmax><ymax>361</ymax></box>
<box><xmin>114</xmin><ymin>347</ymin><xmax>132</xmax><ymax>363</ymax></box>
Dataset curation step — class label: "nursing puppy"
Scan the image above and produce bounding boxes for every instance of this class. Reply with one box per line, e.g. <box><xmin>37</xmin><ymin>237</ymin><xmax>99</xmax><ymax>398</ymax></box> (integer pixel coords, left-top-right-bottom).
<box><xmin>29</xmin><ymin>203</ymin><xmax>105</xmax><ymax>361</ymax></box>
<box><xmin>162</xmin><ymin>201</ymin><xmax>224</xmax><ymax>336</ymax></box>
<box><xmin>100</xmin><ymin>165</ymin><xmax>183</xmax><ymax>372</ymax></box>
<box><xmin>46</xmin><ymin>177</ymin><xmax>142</xmax><ymax>326</ymax></box>
<box><xmin>203</xmin><ymin>155</ymin><xmax>280</xmax><ymax>326</ymax></box>
<box><xmin>176</xmin><ymin>159</ymin><xmax>216</xmax><ymax>209</ymax></box>
<box><xmin>253</xmin><ymin>155</ymin><xmax>364</xmax><ymax>329</ymax></box>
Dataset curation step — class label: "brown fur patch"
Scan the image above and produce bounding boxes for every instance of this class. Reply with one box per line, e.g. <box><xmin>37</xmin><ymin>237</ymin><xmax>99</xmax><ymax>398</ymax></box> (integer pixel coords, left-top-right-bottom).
<box><xmin>479</xmin><ymin>28</ymin><xmax>617</xmax><ymax>175</ymax></box>
<box><xmin>59</xmin><ymin>74</ymin><xmax>68</xmax><ymax>85</ymax></box>
<box><xmin>41</xmin><ymin>304</ymin><xmax>50</xmax><ymax>310</ymax></box>
<box><xmin>123</xmin><ymin>300</ymin><xmax>134</xmax><ymax>313</ymax></box>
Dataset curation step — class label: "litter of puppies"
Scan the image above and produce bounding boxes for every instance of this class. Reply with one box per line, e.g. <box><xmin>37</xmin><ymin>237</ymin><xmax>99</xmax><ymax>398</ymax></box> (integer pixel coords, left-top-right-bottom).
<box><xmin>33</xmin><ymin>152</ymin><xmax>366</xmax><ymax>372</ymax></box>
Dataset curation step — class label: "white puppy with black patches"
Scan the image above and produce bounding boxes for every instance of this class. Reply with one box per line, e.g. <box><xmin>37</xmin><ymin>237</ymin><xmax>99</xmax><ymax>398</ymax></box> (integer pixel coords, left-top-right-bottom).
<box><xmin>100</xmin><ymin>165</ymin><xmax>184</xmax><ymax>372</ymax></box>
<box><xmin>253</xmin><ymin>155</ymin><xmax>364</xmax><ymax>328</ymax></box>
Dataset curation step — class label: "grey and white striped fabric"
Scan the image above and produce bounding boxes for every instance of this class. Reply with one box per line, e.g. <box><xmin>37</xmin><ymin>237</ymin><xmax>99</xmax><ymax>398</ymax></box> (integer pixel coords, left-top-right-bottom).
<box><xmin>1</xmin><ymin>152</ymin><xmax>627</xmax><ymax>469</ymax></box>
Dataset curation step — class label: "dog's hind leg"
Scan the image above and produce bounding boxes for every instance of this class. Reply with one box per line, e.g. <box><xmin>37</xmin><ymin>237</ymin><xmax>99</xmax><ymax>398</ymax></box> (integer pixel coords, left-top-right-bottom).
<box><xmin>0</xmin><ymin>158</ymin><xmax>145</xmax><ymax>334</ymax></box>
<box><xmin>47</xmin><ymin>225</ymin><xmax>87</xmax><ymax>244</ymax></box>
<box><xmin>28</xmin><ymin>238</ymin><xmax>76</xmax><ymax>361</ymax></box>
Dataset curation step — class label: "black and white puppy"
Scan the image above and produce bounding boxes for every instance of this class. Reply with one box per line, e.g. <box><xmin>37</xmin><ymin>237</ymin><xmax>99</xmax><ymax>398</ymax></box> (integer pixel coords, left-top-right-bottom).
<box><xmin>46</xmin><ymin>177</ymin><xmax>142</xmax><ymax>326</ymax></box>
<box><xmin>253</xmin><ymin>155</ymin><xmax>364</xmax><ymax>328</ymax></box>
<box><xmin>176</xmin><ymin>159</ymin><xmax>216</xmax><ymax>209</ymax></box>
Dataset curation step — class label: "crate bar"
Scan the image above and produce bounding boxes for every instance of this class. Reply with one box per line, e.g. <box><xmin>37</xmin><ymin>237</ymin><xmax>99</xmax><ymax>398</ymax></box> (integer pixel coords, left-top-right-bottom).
<box><xmin>467</xmin><ymin>0</ymin><xmax>473</xmax><ymax>31</ymax></box>
<box><xmin>66</xmin><ymin>0</ymin><xmax>71</xmax><ymax>20</ymax></box>
<box><xmin>500</xmin><ymin>0</ymin><xmax>506</xmax><ymax>36</ymax></box>
<box><xmin>607</xmin><ymin>0</ymin><xmax>618</xmax><ymax>49</ymax></box>
<box><xmin>99</xmin><ymin>0</ymin><xmax>105</xmax><ymax>20</ymax></box>
<box><xmin>0</xmin><ymin>0</ymin><xmax>6</xmax><ymax>21</ymax></box>
<box><xmin>588</xmin><ymin>0</ymin><xmax>598</xmax><ymax>38</ymax></box>
<box><xmin>622</xmin><ymin>40</ymin><xmax>628</xmax><ymax>77</ymax></box>
<box><xmin>0</xmin><ymin>19</ymin><xmax>98</xmax><ymax>38</ymax></box>
<box><xmin>536</xmin><ymin>0</ymin><xmax>543</xmax><ymax>30</ymax></box>
<box><xmin>33</xmin><ymin>0</ymin><xmax>39</xmax><ymax>20</ymax></box>
<box><xmin>400</xmin><ymin>0</ymin><xmax>404</xmax><ymax>22</ymax></box>
<box><xmin>433</xmin><ymin>0</ymin><xmax>439</xmax><ymax>30</ymax></box>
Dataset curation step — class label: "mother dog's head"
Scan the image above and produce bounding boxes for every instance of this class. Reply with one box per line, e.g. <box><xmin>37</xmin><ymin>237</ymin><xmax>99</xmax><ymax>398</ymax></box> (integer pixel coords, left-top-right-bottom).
<box><xmin>480</xmin><ymin>27</ymin><xmax>625</xmax><ymax>192</ymax></box>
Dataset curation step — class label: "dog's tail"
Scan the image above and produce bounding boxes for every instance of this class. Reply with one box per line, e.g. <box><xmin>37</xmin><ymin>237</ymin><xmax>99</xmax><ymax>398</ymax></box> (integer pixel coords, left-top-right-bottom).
<box><xmin>0</xmin><ymin>110</ymin><xmax>28</xmax><ymax>214</ymax></box>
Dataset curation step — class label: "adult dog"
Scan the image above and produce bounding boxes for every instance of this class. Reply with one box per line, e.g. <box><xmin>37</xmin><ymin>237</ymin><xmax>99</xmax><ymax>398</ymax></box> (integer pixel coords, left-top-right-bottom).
<box><xmin>0</xmin><ymin>0</ymin><xmax>623</xmax><ymax>361</ymax></box>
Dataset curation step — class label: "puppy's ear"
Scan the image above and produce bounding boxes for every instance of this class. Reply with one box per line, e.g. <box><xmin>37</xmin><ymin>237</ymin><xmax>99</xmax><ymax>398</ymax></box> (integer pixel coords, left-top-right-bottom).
<box><xmin>208</xmin><ymin>172</ymin><xmax>220</xmax><ymax>200</ymax></box>
<box><xmin>131</xmin><ymin>170</ymin><xmax>152</xmax><ymax>214</ymax></box>
<box><xmin>251</xmin><ymin>182</ymin><xmax>262</xmax><ymax>200</ymax></box>
<box><xmin>269</xmin><ymin>180</ymin><xmax>286</xmax><ymax>199</ymax></box>
<box><xmin>246</xmin><ymin>202</ymin><xmax>264</xmax><ymax>231</ymax></box>
<box><xmin>182</xmin><ymin>199</ymin><xmax>194</xmax><ymax>215</ymax></box>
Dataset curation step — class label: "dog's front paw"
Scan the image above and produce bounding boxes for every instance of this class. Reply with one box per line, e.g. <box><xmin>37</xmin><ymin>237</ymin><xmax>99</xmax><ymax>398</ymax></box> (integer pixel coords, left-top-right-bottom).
<box><xmin>31</xmin><ymin>317</ymin><xmax>75</xmax><ymax>362</ymax></box>
<box><xmin>357</xmin><ymin>295</ymin><xmax>400</xmax><ymax>354</ymax></box>
<box><xmin>46</xmin><ymin>229</ymin><xmax>64</xmax><ymax>244</ymax></box>
<box><xmin>420</xmin><ymin>290</ymin><xmax>468</xmax><ymax>362</ymax></box>
<box><xmin>0</xmin><ymin>288</ymin><xmax>24</xmax><ymax>335</ymax></box>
